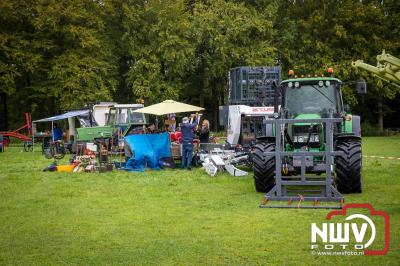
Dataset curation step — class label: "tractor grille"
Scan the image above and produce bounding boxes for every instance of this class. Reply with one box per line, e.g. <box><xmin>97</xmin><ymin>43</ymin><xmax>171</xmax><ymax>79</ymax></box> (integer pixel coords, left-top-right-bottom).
<box><xmin>292</xmin><ymin>125</ymin><xmax>322</xmax><ymax>148</ymax></box>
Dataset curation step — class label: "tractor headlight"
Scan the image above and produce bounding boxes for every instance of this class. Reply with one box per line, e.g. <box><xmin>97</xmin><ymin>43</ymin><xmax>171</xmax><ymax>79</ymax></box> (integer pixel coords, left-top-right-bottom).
<box><xmin>313</xmin><ymin>135</ymin><xmax>318</xmax><ymax>142</ymax></box>
<box><xmin>294</xmin><ymin>134</ymin><xmax>307</xmax><ymax>143</ymax></box>
<box><xmin>308</xmin><ymin>134</ymin><xmax>320</xmax><ymax>143</ymax></box>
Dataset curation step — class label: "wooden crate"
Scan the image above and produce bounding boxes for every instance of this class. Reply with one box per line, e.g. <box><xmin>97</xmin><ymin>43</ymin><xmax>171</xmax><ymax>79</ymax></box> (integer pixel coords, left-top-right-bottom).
<box><xmin>170</xmin><ymin>144</ymin><xmax>181</xmax><ymax>158</ymax></box>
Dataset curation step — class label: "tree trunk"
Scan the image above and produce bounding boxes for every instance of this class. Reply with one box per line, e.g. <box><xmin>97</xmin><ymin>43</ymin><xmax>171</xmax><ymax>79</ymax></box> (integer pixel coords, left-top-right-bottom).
<box><xmin>2</xmin><ymin>93</ymin><xmax>8</xmax><ymax>131</ymax></box>
<box><xmin>211</xmin><ymin>80</ymin><xmax>219</xmax><ymax>132</ymax></box>
<box><xmin>198</xmin><ymin>70</ymin><xmax>204</xmax><ymax>107</ymax></box>
<box><xmin>199</xmin><ymin>66</ymin><xmax>208</xmax><ymax>108</ymax></box>
<box><xmin>213</xmin><ymin>97</ymin><xmax>218</xmax><ymax>132</ymax></box>
<box><xmin>199</xmin><ymin>90</ymin><xmax>205</xmax><ymax>107</ymax></box>
<box><xmin>378</xmin><ymin>98</ymin><xmax>383</xmax><ymax>133</ymax></box>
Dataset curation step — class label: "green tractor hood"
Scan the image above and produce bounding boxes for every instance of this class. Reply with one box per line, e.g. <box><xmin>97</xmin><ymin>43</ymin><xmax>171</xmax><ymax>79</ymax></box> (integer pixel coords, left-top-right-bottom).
<box><xmin>294</xmin><ymin>113</ymin><xmax>321</xmax><ymax>125</ymax></box>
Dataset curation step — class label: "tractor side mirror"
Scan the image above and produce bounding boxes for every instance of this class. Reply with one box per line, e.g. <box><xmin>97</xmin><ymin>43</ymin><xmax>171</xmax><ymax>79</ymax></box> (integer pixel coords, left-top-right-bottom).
<box><xmin>356</xmin><ymin>80</ymin><xmax>367</xmax><ymax>94</ymax></box>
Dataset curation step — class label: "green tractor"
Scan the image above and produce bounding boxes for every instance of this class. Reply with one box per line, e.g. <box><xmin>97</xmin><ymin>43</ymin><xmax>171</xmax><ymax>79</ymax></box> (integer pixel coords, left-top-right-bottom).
<box><xmin>253</xmin><ymin>71</ymin><xmax>365</xmax><ymax>206</ymax></box>
<box><xmin>77</xmin><ymin>104</ymin><xmax>147</xmax><ymax>144</ymax></box>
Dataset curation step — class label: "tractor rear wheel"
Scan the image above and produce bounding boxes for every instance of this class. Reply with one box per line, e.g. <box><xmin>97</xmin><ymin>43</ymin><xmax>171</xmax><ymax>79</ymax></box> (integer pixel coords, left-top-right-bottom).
<box><xmin>253</xmin><ymin>142</ymin><xmax>275</xmax><ymax>192</ymax></box>
<box><xmin>335</xmin><ymin>138</ymin><xmax>362</xmax><ymax>193</ymax></box>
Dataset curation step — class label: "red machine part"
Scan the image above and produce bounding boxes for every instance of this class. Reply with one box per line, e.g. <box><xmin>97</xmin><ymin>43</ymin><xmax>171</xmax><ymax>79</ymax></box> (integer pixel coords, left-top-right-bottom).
<box><xmin>0</xmin><ymin>113</ymin><xmax>32</xmax><ymax>147</ymax></box>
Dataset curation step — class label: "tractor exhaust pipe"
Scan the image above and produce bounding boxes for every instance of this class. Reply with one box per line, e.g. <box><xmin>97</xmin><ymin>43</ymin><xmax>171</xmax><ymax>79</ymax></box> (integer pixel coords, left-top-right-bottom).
<box><xmin>273</xmin><ymin>81</ymin><xmax>281</xmax><ymax>115</ymax></box>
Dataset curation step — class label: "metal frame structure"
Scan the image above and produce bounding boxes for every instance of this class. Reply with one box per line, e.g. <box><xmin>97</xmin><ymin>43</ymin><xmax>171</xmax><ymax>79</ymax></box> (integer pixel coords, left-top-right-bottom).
<box><xmin>260</xmin><ymin>117</ymin><xmax>344</xmax><ymax>209</ymax></box>
<box><xmin>228</xmin><ymin>66</ymin><xmax>281</xmax><ymax>106</ymax></box>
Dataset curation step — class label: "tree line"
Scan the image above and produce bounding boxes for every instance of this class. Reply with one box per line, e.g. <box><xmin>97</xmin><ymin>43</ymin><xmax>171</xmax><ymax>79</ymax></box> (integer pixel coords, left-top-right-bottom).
<box><xmin>0</xmin><ymin>0</ymin><xmax>399</xmax><ymax>132</ymax></box>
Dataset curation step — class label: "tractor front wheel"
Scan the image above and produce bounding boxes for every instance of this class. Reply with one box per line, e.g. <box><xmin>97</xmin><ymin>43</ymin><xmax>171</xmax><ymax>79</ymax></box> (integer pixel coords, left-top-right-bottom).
<box><xmin>335</xmin><ymin>138</ymin><xmax>362</xmax><ymax>193</ymax></box>
<box><xmin>253</xmin><ymin>142</ymin><xmax>275</xmax><ymax>193</ymax></box>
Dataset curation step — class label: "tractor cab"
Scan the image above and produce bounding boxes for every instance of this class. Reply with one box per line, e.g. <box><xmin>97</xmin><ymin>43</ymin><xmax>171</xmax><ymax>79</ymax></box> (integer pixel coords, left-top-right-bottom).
<box><xmin>281</xmin><ymin>77</ymin><xmax>344</xmax><ymax>119</ymax></box>
<box><xmin>77</xmin><ymin>104</ymin><xmax>148</xmax><ymax>142</ymax></box>
<box><xmin>106</xmin><ymin>105</ymin><xmax>146</xmax><ymax>126</ymax></box>
<box><xmin>106</xmin><ymin>104</ymin><xmax>148</xmax><ymax>135</ymax></box>
<box><xmin>279</xmin><ymin>77</ymin><xmax>344</xmax><ymax>150</ymax></box>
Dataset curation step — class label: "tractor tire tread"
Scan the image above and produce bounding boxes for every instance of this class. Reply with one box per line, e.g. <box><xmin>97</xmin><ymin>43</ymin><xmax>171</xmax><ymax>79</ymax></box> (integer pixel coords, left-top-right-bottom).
<box><xmin>335</xmin><ymin>139</ymin><xmax>362</xmax><ymax>194</ymax></box>
<box><xmin>253</xmin><ymin>142</ymin><xmax>275</xmax><ymax>192</ymax></box>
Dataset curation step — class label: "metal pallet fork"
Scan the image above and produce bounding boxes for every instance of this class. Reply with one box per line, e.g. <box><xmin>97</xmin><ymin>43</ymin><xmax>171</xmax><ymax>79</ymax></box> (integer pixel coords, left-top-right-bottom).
<box><xmin>260</xmin><ymin>118</ymin><xmax>344</xmax><ymax>209</ymax></box>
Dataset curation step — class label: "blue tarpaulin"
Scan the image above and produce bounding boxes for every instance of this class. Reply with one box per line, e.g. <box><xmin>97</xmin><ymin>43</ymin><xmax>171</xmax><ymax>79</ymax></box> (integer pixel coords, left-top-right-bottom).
<box><xmin>124</xmin><ymin>132</ymin><xmax>171</xmax><ymax>171</ymax></box>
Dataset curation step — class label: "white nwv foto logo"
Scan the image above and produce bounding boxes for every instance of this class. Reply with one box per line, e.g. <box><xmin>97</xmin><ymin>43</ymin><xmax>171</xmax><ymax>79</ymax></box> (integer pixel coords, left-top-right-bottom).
<box><xmin>311</xmin><ymin>214</ymin><xmax>376</xmax><ymax>249</ymax></box>
<box><xmin>310</xmin><ymin>204</ymin><xmax>390</xmax><ymax>256</ymax></box>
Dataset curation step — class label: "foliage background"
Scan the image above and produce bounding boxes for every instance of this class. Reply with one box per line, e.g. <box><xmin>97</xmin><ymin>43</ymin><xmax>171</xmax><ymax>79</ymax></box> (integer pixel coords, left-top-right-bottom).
<box><xmin>0</xmin><ymin>0</ymin><xmax>399</xmax><ymax>131</ymax></box>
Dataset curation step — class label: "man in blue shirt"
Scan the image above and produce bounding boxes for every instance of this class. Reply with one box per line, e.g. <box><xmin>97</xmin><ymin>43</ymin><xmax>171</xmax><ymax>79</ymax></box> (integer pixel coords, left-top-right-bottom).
<box><xmin>52</xmin><ymin>123</ymin><xmax>63</xmax><ymax>141</ymax></box>
<box><xmin>180</xmin><ymin>115</ymin><xmax>198</xmax><ymax>170</ymax></box>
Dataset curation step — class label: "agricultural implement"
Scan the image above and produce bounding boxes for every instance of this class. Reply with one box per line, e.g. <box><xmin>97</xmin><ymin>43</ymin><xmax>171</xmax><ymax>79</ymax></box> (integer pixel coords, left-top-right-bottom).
<box><xmin>0</xmin><ymin>112</ymin><xmax>32</xmax><ymax>150</ymax></box>
<box><xmin>352</xmin><ymin>50</ymin><xmax>400</xmax><ymax>87</ymax></box>
<box><xmin>201</xmin><ymin>67</ymin><xmax>279</xmax><ymax>176</ymax></box>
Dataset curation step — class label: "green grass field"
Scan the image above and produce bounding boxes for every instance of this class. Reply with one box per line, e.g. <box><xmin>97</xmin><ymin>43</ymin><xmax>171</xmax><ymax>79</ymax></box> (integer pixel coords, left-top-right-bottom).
<box><xmin>0</xmin><ymin>136</ymin><xmax>399</xmax><ymax>265</ymax></box>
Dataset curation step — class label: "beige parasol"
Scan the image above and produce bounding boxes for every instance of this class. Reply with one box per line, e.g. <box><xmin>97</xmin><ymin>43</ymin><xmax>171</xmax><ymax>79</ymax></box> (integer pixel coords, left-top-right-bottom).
<box><xmin>133</xmin><ymin>100</ymin><xmax>204</xmax><ymax>116</ymax></box>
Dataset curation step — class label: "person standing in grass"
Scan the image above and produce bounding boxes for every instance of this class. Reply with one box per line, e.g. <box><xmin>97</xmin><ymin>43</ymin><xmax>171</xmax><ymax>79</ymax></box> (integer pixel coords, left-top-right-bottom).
<box><xmin>198</xmin><ymin>119</ymin><xmax>210</xmax><ymax>143</ymax></box>
<box><xmin>180</xmin><ymin>114</ymin><xmax>198</xmax><ymax>170</ymax></box>
<box><xmin>52</xmin><ymin>123</ymin><xmax>63</xmax><ymax>141</ymax></box>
